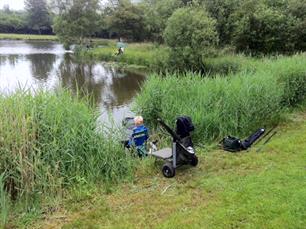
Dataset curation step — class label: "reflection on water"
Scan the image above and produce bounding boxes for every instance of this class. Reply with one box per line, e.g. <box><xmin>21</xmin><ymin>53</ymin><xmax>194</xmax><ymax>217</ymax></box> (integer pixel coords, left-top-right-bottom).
<box><xmin>0</xmin><ymin>40</ymin><xmax>146</xmax><ymax>124</ymax></box>
<box><xmin>28</xmin><ymin>54</ymin><xmax>57</xmax><ymax>81</ymax></box>
<box><xmin>58</xmin><ymin>54</ymin><xmax>145</xmax><ymax>109</ymax></box>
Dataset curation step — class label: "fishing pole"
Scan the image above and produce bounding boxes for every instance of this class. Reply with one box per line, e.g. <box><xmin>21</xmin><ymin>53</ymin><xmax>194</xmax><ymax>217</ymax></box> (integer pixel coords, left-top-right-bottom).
<box><xmin>256</xmin><ymin>131</ymin><xmax>277</xmax><ymax>153</ymax></box>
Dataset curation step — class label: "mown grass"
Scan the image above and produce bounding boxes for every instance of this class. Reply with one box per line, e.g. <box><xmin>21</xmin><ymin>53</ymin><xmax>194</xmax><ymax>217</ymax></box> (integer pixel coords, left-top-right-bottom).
<box><xmin>33</xmin><ymin>110</ymin><xmax>306</xmax><ymax>229</ymax></box>
<box><xmin>0</xmin><ymin>33</ymin><xmax>58</xmax><ymax>41</ymax></box>
<box><xmin>0</xmin><ymin>90</ymin><xmax>135</xmax><ymax>227</ymax></box>
<box><xmin>135</xmin><ymin>54</ymin><xmax>306</xmax><ymax>142</ymax></box>
<box><xmin>1</xmin><ymin>40</ymin><xmax>305</xmax><ymax>227</ymax></box>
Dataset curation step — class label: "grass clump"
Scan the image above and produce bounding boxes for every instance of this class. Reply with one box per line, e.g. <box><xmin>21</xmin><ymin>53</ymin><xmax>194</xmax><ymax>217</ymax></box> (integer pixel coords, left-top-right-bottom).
<box><xmin>0</xmin><ymin>90</ymin><xmax>134</xmax><ymax>223</ymax></box>
<box><xmin>135</xmin><ymin>54</ymin><xmax>306</xmax><ymax>142</ymax></box>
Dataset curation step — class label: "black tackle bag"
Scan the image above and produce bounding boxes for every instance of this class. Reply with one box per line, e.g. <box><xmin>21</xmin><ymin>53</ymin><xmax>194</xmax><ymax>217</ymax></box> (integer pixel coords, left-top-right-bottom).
<box><xmin>221</xmin><ymin>128</ymin><xmax>265</xmax><ymax>152</ymax></box>
<box><xmin>221</xmin><ymin>136</ymin><xmax>242</xmax><ymax>152</ymax></box>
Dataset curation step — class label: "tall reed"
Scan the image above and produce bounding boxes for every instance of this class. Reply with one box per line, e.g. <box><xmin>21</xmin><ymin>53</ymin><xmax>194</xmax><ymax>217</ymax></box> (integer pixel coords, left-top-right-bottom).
<box><xmin>0</xmin><ymin>90</ymin><xmax>134</xmax><ymax>208</ymax></box>
<box><xmin>135</xmin><ymin>54</ymin><xmax>306</xmax><ymax>142</ymax></box>
<box><xmin>0</xmin><ymin>173</ymin><xmax>10</xmax><ymax>228</ymax></box>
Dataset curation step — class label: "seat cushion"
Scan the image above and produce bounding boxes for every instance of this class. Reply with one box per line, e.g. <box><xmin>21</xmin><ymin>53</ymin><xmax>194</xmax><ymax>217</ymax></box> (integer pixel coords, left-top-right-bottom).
<box><xmin>151</xmin><ymin>148</ymin><xmax>172</xmax><ymax>159</ymax></box>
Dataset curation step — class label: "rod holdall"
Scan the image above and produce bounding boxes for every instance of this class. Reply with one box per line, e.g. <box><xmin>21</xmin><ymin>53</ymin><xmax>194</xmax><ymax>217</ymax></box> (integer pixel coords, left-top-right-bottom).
<box><xmin>221</xmin><ymin>128</ymin><xmax>265</xmax><ymax>152</ymax></box>
<box><xmin>240</xmin><ymin>128</ymin><xmax>265</xmax><ymax>149</ymax></box>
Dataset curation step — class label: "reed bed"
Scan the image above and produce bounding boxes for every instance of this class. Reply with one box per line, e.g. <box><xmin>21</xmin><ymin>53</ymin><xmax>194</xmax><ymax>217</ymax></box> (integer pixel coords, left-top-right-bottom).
<box><xmin>203</xmin><ymin>54</ymin><xmax>260</xmax><ymax>75</ymax></box>
<box><xmin>0</xmin><ymin>90</ymin><xmax>134</xmax><ymax>215</ymax></box>
<box><xmin>135</xmin><ymin>54</ymin><xmax>306</xmax><ymax>142</ymax></box>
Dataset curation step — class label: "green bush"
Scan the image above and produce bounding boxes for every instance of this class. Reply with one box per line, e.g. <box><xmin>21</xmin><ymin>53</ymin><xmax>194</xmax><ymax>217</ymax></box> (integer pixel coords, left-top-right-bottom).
<box><xmin>108</xmin><ymin>0</ymin><xmax>146</xmax><ymax>41</ymax></box>
<box><xmin>202</xmin><ymin>0</ymin><xmax>241</xmax><ymax>46</ymax></box>
<box><xmin>164</xmin><ymin>6</ymin><xmax>218</xmax><ymax>71</ymax></box>
<box><xmin>287</xmin><ymin>0</ymin><xmax>306</xmax><ymax>51</ymax></box>
<box><xmin>142</xmin><ymin>0</ymin><xmax>183</xmax><ymax>43</ymax></box>
<box><xmin>232</xmin><ymin>0</ymin><xmax>298</xmax><ymax>54</ymax></box>
<box><xmin>53</xmin><ymin>0</ymin><xmax>100</xmax><ymax>48</ymax></box>
<box><xmin>200</xmin><ymin>0</ymin><xmax>306</xmax><ymax>54</ymax></box>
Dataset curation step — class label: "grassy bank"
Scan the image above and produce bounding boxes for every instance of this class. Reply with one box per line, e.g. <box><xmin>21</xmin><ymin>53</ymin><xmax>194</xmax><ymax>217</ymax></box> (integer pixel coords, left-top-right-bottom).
<box><xmin>32</xmin><ymin>110</ymin><xmax>306</xmax><ymax>228</ymax></box>
<box><xmin>0</xmin><ymin>33</ymin><xmax>58</xmax><ymax>41</ymax></box>
<box><xmin>82</xmin><ymin>43</ymin><xmax>170</xmax><ymax>71</ymax></box>
<box><xmin>81</xmin><ymin>41</ymin><xmax>285</xmax><ymax>74</ymax></box>
<box><xmin>1</xmin><ymin>39</ymin><xmax>305</xmax><ymax>228</ymax></box>
<box><xmin>0</xmin><ymin>90</ymin><xmax>134</xmax><ymax>228</ymax></box>
<box><xmin>135</xmin><ymin>54</ymin><xmax>306</xmax><ymax>142</ymax></box>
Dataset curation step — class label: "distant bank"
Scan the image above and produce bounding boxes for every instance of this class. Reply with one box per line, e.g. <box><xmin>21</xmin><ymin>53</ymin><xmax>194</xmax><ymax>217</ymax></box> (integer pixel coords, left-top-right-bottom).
<box><xmin>0</xmin><ymin>33</ymin><xmax>57</xmax><ymax>41</ymax></box>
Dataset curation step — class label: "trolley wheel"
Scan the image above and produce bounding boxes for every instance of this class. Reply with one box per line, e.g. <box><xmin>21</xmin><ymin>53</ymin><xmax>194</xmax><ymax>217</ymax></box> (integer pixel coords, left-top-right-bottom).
<box><xmin>190</xmin><ymin>155</ymin><xmax>198</xmax><ymax>167</ymax></box>
<box><xmin>162</xmin><ymin>163</ymin><xmax>175</xmax><ymax>178</ymax></box>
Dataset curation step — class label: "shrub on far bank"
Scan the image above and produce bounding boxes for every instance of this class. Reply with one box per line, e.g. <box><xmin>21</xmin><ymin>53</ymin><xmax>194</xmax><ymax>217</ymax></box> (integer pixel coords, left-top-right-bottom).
<box><xmin>231</xmin><ymin>0</ymin><xmax>306</xmax><ymax>54</ymax></box>
<box><xmin>164</xmin><ymin>6</ymin><xmax>218</xmax><ymax>71</ymax></box>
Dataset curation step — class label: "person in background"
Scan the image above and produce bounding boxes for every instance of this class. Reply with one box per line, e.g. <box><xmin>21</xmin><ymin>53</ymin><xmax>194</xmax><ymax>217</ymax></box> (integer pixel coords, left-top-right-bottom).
<box><xmin>116</xmin><ymin>46</ymin><xmax>124</xmax><ymax>55</ymax></box>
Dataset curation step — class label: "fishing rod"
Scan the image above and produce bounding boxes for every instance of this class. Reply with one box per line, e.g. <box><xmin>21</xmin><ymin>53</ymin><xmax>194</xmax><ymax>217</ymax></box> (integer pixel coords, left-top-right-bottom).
<box><xmin>256</xmin><ymin>131</ymin><xmax>278</xmax><ymax>153</ymax></box>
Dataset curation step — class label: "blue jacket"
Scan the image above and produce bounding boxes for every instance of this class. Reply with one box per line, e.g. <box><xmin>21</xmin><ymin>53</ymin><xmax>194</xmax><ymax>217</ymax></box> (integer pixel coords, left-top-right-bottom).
<box><xmin>128</xmin><ymin>125</ymin><xmax>149</xmax><ymax>147</ymax></box>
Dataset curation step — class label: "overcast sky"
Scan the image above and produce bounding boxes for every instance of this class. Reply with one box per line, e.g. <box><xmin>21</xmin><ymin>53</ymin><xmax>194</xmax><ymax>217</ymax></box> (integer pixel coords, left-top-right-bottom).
<box><xmin>0</xmin><ymin>0</ymin><xmax>138</xmax><ymax>11</ymax></box>
<box><xmin>0</xmin><ymin>0</ymin><xmax>25</xmax><ymax>10</ymax></box>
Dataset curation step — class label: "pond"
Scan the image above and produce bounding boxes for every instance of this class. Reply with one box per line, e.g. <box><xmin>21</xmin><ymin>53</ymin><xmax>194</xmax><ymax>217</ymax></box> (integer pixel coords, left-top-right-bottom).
<box><xmin>0</xmin><ymin>40</ymin><xmax>146</xmax><ymax>124</ymax></box>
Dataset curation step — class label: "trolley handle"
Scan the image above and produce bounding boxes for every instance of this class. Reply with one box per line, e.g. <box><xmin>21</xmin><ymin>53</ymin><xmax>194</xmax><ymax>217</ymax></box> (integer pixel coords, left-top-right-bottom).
<box><xmin>157</xmin><ymin>118</ymin><xmax>181</xmax><ymax>142</ymax></box>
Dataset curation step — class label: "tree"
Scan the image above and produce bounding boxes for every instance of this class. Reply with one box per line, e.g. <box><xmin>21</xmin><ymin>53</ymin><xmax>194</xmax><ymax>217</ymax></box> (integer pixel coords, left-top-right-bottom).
<box><xmin>199</xmin><ymin>0</ymin><xmax>306</xmax><ymax>54</ymax></box>
<box><xmin>53</xmin><ymin>0</ymin><xmax>100</xmax><ymax>49</ymax></box>
<box><xmin>142</xmin><ymin>0</ymin><xmax>182</xmax><ymax>43</ymax></box>
<box><xmin>201</xmin><ymin>0</ymin><xmax>240</xmax><ymax>46</ymax></box>
<box><xmin>232</xmin><ymin>0</ymin><xmax>296</xmax><ymax>54</ymax></box>
<box><xmin>3</xmin><ymin>4</ymin><xmax>11</xmax><ymax>14</ymax></box>
<box><xmin>108</xmin><ymin>0</ymin><xmax>146</xmax><ymax>41</ymax></box>
<box><xmin>287</xmin><ymin>0</ymin><xmax>306</xmax><ymax>51</ymax></box>
<box><xmin>164</xmin><ymin>6</ymin><xmax>218</xmax><ymax>71</ymax></box>
<box><xmin>0</xmin><ymin>10</ymin><xmax>28</xmax><ymax>33</ymax></box>
<box><xmin>25</xmin><ymin>0</ymin><xmax>51</xmax><ymax>34</ymax></box>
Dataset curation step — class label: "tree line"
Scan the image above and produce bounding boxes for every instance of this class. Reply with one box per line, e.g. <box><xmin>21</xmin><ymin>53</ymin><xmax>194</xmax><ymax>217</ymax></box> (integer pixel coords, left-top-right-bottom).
<box><xmin>1</xmin><ymin>0</ymin><xmax>306</xmax><ymax>54</ymax></box>
<box><xmin>0</xmin><ymin>0</ymin><xmax>52</xmax><ymax>34</ymax></box>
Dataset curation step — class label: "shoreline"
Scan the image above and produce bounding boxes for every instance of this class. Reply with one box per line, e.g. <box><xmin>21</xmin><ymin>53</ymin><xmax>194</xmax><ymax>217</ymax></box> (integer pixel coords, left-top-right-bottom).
<box><xmin>100</xmin><ymin>61</ymin><xmax>148</xmax><ymax>75</ymax></box>
<box><xmin>0</xmin><ymin>33</ymin><xmax>58</xmax><ymax>41</ymax></box>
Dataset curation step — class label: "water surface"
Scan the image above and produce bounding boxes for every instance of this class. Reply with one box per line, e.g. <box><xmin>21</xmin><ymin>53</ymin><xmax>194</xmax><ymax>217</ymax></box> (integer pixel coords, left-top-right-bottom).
<box><xmin>0</xmin><ymin>40</ymin><xmax>146</xmax><ymax>124</ymax></box>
